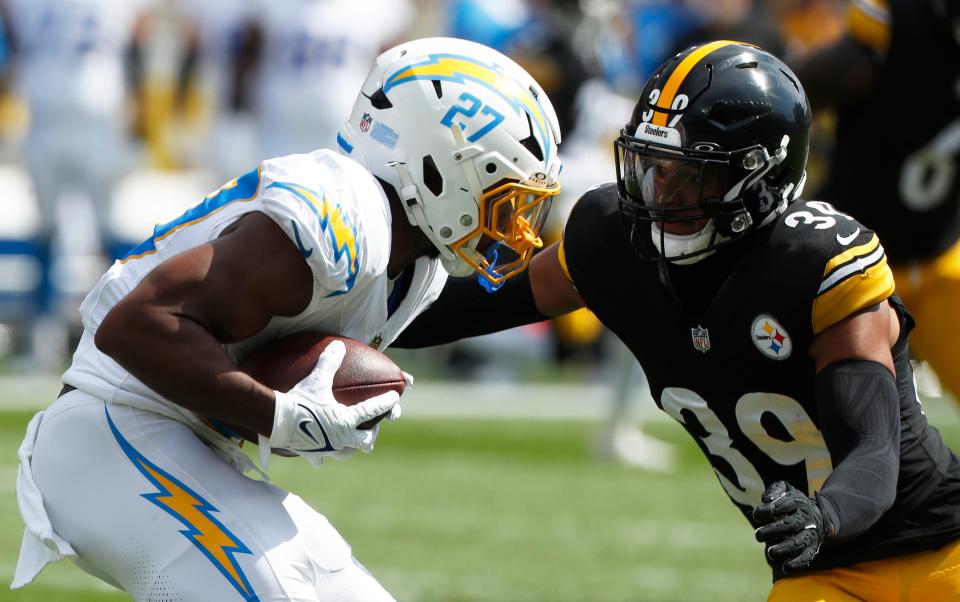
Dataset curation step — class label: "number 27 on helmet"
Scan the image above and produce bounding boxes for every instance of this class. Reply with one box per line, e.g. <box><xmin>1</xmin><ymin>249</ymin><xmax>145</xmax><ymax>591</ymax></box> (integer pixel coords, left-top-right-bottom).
<box><xmin>339</xmin><ymin>37</ymin><xmax>563</xmax><ymax>289</ymax></box>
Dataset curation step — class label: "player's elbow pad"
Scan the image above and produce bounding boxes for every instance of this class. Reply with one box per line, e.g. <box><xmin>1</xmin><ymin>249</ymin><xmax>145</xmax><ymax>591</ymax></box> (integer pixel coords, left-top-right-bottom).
<box><xmin>814</xmin><ymin>359</ymin><xmax>901</xmax><ymax>543</ymax></box>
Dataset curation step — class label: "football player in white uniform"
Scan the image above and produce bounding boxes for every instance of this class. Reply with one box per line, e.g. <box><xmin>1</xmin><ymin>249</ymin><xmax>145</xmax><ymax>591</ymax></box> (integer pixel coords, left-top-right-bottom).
<box><xmin>172</xmin><ymin>0</ymin><xmax>260</xmax><ymax>181</ymax></box>
<box><xmin>13</xmin><ymin>37</ymin><xmax>561</xmax><ymax>601</ymax></box>
<box><xmin>236</xmin><ymin>0</ymin><xmax>414</xmax><ymax>160</ymax></box>
<box><xmin>3</xmin><ymin>0</ymin><xmax>154</xmax><ymax>364</ymax></box>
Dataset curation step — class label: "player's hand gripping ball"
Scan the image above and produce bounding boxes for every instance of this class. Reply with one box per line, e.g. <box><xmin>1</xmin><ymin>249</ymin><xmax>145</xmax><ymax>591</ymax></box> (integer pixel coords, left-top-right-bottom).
<box><xmin>240</xmin><ymin>331</ymin><xmax>406</xmax><ymax>430</ymax></box>
<box><xmin>225</xmin><ymin>332</ymin><xmax>407</xmax><ymax>459</ymax></box>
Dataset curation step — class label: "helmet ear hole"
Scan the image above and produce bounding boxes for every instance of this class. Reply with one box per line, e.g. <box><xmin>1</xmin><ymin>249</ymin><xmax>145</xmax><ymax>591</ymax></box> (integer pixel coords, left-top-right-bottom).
<box><xmin>519</xmin><ymin>135</ymin><xmax>543</xmax><ymax>161</ymax></box>
<box><xmin>519</xmin><ymin>113</ymin><xmax>544</xmax><ymax>161</ymax></box>
<box><xmin>422</xmin><ymin>155</ymin><xmax>444</xmax><ymax>196</ymax></box>
<box><xmin>369</xmin><ymin>88</ymin><xmax>393</xmax><ymax>109</ymax></box>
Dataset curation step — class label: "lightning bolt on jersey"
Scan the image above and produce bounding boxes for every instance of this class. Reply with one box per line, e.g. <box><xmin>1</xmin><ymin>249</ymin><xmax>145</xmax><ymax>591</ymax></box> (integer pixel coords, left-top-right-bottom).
<box><xmin>62</xmin><ymin>150</ymin><xmax>446</xmax><ymax>435</ymax></box>
<box><xmin>824</xmin><ymin>0</ymin><xmax>960</xmax><ymax>262</ymax></box>
<box><xmin>561</xmin><ymin>184</ymin><xmax>960</xmax><ymax>577</ymax></box>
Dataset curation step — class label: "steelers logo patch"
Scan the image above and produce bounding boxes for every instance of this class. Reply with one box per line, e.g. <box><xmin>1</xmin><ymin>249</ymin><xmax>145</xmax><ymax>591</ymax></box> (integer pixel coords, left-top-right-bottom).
<box><xmin>751</xmin><ymin>314</ymin><xmax>792</xmax><ymax>360</ymax></box>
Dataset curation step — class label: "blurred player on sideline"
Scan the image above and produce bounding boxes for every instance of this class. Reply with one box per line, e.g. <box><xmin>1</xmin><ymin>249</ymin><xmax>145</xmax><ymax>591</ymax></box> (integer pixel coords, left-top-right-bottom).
<box><xmin>793</xmin><ymin>0</ymin><xmax>960</xmax><ymax>401</ymax></box>
<box><xmin>12</xmin><ymin>37</ymin><xmax>562</xmax><ymax>600</ymax></box>
<box><xmin>1</xmin><ymin>0</ymin><xmax>154</xmax><ymax>368</ymax></box>
<box><xmin>233</xmin><ymin>0</ymin><xmax>414</xmax><ymax>161</ymax></box>
<box><xmin>396</xmin><ymin>41</ymin><xmax>960</xmax><ymax>597</ymax></box>
<box><xmin>171</xmin><ymin>0</ymin><xmax>259</xmax><ymax>181</ymax></box>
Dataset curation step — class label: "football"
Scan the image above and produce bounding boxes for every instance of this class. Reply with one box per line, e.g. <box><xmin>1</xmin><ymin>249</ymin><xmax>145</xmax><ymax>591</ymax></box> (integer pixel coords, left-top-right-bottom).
<box><xmin>237</xmin><ymin>331</ymin><xmax>405</xmax><ymax>437</ymax></box>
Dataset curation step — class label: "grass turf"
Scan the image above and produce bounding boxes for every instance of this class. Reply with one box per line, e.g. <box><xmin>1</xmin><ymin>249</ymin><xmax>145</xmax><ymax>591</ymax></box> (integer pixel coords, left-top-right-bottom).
<box><xmin>1</xmin><ymin>399</ymin><xmax>958</xmax><ymax>601</ymax></box>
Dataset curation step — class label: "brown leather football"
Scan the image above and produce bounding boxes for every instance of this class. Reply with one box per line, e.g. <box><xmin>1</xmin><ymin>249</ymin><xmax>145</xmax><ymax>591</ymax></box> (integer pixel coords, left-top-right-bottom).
<box><xmin>237</xmin><ymin>331</ymin><xmax>405</xmax><ymax>437</ymax></box>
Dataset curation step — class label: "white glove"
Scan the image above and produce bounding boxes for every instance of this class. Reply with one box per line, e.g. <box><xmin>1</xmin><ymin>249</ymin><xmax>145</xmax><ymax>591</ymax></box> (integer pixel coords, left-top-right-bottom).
<box><xmin>257</xmin><ymin>340</ymin><xmax>400</xmax><ymax>469</ymax></box>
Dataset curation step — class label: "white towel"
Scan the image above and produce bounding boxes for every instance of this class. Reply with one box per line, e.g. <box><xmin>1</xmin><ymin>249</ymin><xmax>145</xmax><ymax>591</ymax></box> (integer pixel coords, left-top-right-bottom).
<box><xmin>11</xmin><ymin>411</ymin><xmax>77</xmax><ymax>589</ymax></box>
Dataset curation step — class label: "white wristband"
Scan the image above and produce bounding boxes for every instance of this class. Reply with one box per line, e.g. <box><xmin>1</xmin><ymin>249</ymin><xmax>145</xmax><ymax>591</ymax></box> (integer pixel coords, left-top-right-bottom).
<box><xmin>258</xmin><ymin>390</ymin><xmax>295</xmax><ymax>471</ymax></box>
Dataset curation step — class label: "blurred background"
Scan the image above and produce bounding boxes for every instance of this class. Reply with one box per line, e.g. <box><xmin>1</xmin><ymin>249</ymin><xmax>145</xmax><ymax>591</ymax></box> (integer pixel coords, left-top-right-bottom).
<box><xmin>0</xmin><ymin>0</ymin><xmax>954</xmax><ymax>600</ymax></box>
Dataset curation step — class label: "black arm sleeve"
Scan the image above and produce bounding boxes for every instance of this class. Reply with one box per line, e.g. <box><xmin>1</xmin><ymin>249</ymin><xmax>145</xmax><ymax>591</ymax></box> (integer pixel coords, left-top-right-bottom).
<box><xmin>392</xmin><ymin>268</ymin><xmax>548</xmax><ymax>349</ymax></box>
<box><xmin>814</xmin><ymin>359</ymin><xmax>900</xmax><ymax>544</ymax></box>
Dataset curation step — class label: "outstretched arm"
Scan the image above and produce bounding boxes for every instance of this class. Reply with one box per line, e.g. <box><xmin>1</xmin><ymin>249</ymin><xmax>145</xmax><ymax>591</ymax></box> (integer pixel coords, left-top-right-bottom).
<box><xmin>393</xmin><ymin>242</ymin><xmax>585</xmax><ymax>348</ymax></box>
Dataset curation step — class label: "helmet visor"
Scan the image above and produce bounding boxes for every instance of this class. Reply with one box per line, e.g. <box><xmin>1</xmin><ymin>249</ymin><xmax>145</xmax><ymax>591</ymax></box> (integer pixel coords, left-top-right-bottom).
<box><xmin>617</xmin><ymin>140</ymin><xmax>728</xmax><ymax>235</ymax></box>
<box><xmin>451</xmin><ymin>179</ymin><xmax>560</xmax><ymax>285</ymax></box>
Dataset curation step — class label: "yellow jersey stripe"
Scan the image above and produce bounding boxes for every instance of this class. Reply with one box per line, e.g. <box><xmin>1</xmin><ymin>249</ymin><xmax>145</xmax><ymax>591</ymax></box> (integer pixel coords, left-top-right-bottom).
<box><xmin>557</xmin><ymin>239</ymin><xmax>573</xmax><ymax>283</ymax></box>
<box><xmin>822</xmin><ymin>233</ymin><xmax>880</xmax><ymax>278</ymax></box>
<box><xmin>812</xmin><ymin>255</ymin><xmax>895</xmax><ymax>334</ymax></box>
<box><xmin>120</xmin><ymin>195</ymin><xmax>254</xmax><ymax>264</ymax></box>
<box><xmin>120</xmin><ymin>249</ymin><xmax>159</xmax><ymax>263</ymax></box>
<box><xmin>652</xmin><ymin>40</ymin><xmax>740</xmax><ymax>126</ymax></box>
<box><xmin>848</xmin><ymin>0</ymin><xmax>891</xmax><ymax>52</ymax></box>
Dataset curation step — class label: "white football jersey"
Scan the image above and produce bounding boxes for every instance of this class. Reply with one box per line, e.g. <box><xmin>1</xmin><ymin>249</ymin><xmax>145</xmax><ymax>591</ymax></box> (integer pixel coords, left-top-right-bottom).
<box><xmin>7</xmin><ymin>0</ymin><xmax>152</xmax><ymax>122</ymax></box>
<box><xmin>62</xmin><ymin>150</ymin><xmax>447</xmax><ymax>431</ymax></box>
<box><xmin>251</xmin><ymin>0</ymin><xmax>413</xmax><ymax>156</ymax></box>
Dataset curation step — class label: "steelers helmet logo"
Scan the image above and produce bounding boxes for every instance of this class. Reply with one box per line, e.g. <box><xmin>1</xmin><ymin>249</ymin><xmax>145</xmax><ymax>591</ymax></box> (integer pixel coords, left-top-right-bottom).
<box><xmin>751</xmin><ymin>314</ymin><xmax>792</xmax><ymax>360</ymax></box>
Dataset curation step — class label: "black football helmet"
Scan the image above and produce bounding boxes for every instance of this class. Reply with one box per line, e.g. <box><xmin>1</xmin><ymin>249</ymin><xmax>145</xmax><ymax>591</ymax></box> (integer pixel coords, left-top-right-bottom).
<box><xmin>616</xmin><ymin>41</ymin><xmax>811</xmax><ymax>263</ymax></box>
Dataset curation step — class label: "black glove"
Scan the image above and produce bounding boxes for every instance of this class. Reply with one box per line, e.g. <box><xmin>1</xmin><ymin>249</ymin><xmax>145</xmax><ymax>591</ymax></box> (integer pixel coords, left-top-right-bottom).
<box><xmin>752</xmin><ymin>481</ymin><xmax>827</xmax><ymax>575</ymax></box>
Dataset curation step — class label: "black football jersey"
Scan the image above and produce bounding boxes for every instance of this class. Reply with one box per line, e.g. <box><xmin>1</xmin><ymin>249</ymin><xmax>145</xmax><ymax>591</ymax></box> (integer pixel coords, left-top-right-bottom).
<box><xmin>561</xmin><ymin>184</ymin><xmax>960</xmax><ymax>579</ymax></box>
<box><xmin>823</xmin><ymin>0</ymin><xmax>960</xmax><ymax>262</ymax></box>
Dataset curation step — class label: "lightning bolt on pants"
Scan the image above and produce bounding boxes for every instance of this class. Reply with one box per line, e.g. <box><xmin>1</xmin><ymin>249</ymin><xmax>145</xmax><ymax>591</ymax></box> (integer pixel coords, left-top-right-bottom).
<box><xmin>16</xmin><ymin>390</ymin><xmax>394</xmax><ymax>602</ymax></box>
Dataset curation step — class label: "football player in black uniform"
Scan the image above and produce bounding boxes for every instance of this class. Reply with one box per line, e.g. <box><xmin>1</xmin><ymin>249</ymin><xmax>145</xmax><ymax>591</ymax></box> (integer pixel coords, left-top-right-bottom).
<box><xmin>792</xmin><ymin>0</ymin><xmax>960</xmax><ymax>400</ymax></box>
<box><xmin>395</xmin><ymin>41</ymin><xmax>960</xmax><ymax>598</ymax></box>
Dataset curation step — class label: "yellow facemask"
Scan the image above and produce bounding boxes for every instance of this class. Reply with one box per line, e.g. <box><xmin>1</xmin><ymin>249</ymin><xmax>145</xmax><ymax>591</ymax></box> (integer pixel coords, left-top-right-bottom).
<box><xmin>450</xmin><ymin>179</ymin><xmax>561</xmax><ymax>287</ymax></box>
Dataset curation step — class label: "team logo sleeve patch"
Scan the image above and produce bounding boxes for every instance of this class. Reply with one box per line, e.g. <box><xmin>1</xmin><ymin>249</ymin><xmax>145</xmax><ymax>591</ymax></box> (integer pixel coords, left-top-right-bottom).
<box><xmin>812</xmin><ymin>233</ymin><xmax>895</xmax><ymax>334</ymax></box>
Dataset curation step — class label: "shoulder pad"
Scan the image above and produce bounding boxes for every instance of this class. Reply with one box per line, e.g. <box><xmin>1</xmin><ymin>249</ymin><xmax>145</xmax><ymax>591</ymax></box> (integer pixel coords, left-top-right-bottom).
<box><xmin>777</xmin><ymin>201</ymin><xmax>895</xmax><ymax>333</ymax></box>
<box><xmin>560</xmin><ymin>182</ymin><xmax>630</xmax><ymax>287</ymax></box>
<box><xmin>256</xmin><ymin>153</ymin><xmax>389</xmax><ymax>296</ymax></box>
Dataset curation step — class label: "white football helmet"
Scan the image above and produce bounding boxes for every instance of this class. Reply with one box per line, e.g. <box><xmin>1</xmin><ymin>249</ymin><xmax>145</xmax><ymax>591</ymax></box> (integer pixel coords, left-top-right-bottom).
<box><xmin>338</xmin><ymin>37</ymin><xmax>562</xmax><ymax>287</ymax></box>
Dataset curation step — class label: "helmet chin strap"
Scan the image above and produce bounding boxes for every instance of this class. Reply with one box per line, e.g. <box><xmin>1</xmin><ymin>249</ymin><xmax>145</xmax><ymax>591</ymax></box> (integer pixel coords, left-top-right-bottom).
<box><xmin>651</xmin><ymin>221</ymin><xmax>727</xmax><ymax>265</ymax></box>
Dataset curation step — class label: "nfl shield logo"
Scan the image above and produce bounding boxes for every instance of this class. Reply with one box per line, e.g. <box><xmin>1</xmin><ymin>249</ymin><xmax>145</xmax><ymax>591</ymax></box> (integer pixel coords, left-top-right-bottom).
<box><xmin>360</xmin><ymin>113</ymin><xmax>373</xmax><ymax>132</ymax></box>
<box><xmin>691</xmin><ymin>325</ymin><xmax>711</xmax><ymax>353</ymax></box>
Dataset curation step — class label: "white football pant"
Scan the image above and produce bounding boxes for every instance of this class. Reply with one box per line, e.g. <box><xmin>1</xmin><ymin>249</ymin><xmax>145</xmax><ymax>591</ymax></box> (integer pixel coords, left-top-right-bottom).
<box><xmin>15</xmin><ymin>389</ymin><xmax>394</xmax><ymax>602</ymax></box>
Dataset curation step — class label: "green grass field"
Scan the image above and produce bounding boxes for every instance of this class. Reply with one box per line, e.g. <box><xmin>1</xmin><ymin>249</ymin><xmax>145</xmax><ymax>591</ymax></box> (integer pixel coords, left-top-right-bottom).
<box><xmin>2</xmin><ymin>388</ymin><xmax>958</xmax><ymax>601</ymax></box>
